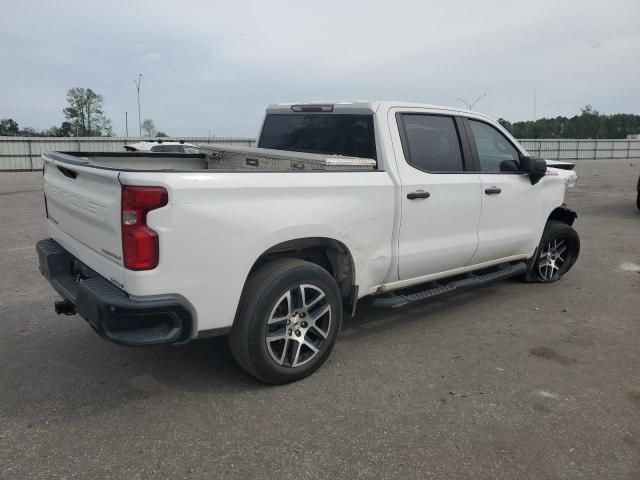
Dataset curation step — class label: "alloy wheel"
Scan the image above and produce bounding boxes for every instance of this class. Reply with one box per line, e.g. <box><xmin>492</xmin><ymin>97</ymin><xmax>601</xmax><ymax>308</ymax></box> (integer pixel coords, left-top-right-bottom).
<box><xmin>537</xmin><ymin>238</ymin><xmax>568</xmax><ymax>281</ymax></box>
<box><xmin>265</xmin><ymin>284</ymin><xmax>332</xmax><ymax>368</ymax></box>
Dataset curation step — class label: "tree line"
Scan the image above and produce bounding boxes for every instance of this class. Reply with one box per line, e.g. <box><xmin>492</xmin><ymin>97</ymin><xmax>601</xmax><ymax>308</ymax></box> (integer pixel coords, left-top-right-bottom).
<box><xmin>498</xmin><ymin>105</ymin><xmax>640</xmax><ymax>139</ymax></box>
<box><xmin>0</xmin><ymin>87</ymin><xmax>166</xmax><ymax>137</ymax></box>
<box><xmin>3</xmin><ymin>93</ymin><xmax>639</xmax><ymax>139</ymax></box>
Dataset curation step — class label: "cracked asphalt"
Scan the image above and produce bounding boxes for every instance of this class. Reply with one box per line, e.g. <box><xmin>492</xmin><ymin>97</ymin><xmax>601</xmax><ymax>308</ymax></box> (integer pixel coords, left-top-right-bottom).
<box><xmin>1</xmin><ymin>159</ymin><xmax>639</xmax><ymax>479</ymax></box>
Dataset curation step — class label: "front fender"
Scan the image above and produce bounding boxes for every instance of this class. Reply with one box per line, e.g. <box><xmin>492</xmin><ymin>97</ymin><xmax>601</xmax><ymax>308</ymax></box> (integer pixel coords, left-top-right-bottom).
<box><xmin>549</xmin><ymin>205</ymin><xmax>577</xmax><ymax>226</ymax></box>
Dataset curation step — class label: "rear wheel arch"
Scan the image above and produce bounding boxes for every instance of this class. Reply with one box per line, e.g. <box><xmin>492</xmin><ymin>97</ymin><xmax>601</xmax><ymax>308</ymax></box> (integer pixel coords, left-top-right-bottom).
<box><xmin>247</xmin><ymin>237</ymin><xmax>356</xmax><ymax>304</ymax></box>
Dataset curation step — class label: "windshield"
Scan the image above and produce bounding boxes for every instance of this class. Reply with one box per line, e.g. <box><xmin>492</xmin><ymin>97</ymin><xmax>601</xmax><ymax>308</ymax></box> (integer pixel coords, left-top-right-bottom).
<box><xmin>258</xmin><ymin>114</ymin><xmax>376</xmax><ymax>159</ymax></box>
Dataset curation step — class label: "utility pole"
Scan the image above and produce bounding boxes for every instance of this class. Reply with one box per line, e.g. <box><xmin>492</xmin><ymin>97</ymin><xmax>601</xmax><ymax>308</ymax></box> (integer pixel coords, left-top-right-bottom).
<box><xmin>125</xmin><ymin>111</ymin><xmax>129</xmax><ymax>137</ymax></box>
<box><xmin>134</xmin><ymin>74</ymin><xmax>142</xmax><ymax>137</ymax></box>
<box><xmin>533</xmin><ymin>90</ymin><xmax>537</xmax><ymax>139</ymax></box>
<box><xmin>456</xmin><ymin>94</ymin><xmax>487</xmax><ymax>110</ymax></box>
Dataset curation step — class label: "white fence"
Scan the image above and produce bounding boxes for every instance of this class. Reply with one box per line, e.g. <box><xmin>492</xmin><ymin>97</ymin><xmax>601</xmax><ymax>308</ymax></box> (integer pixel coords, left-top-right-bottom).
<box><xmin>1</xmin><ymin>137</ymin><xmax>639</xmax><ymax>171</ymax></box>
<box><xmin>0</xmin><ymin>136</ymin><xmax>255</xmax><ymax>171</ymax></box>
<box><xmin>519</xmin><ymin>139</ymin><xmax>640</xmax><ymax>160</ymax></box>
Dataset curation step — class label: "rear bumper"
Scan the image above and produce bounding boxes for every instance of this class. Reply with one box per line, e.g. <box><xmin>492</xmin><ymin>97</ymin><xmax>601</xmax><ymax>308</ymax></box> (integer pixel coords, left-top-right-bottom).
<box><xmin>36</xmin><ymin>238</ymin><xmax>193</xmax><ymax>346</ymax></box>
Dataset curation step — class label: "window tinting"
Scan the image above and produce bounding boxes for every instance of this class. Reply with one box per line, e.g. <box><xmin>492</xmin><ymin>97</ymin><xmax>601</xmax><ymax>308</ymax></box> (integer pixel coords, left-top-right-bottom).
<box><xmin>258</xmin><ymin>114</ymin><xmax>376</xmax><ymax>160</ymax></box>
<box><xmin>400</xmin><ymin>115</ymin><xmax>464</xmax><ymax>172</ymax></box>
<box><xmin>469</xmin><ymin>120</ymin><xmax>519</xmax><ymax>172</ymax></box>
<box><xmin>163</xmin><ymin>145</ymin><xmax>184</xmax><ymax>153</ymax></box>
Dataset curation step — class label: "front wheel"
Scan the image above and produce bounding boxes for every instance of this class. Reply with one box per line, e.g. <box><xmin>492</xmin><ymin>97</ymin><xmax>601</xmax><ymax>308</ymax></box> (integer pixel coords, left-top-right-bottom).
<box><xmin>228</xmin><ymin>259</ymin><xmax>343</xmax><ymax>384</ymax></box>
<box><xmin>524</xmin><ymin>220</ymin><xmax>580</xmax><ymax>283</ymax></box>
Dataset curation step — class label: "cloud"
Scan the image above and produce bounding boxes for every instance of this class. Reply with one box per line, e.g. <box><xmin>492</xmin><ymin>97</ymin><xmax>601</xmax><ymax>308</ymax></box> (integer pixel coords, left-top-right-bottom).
<box><xmin>1</xmin><ymin>0</ymin><xmax>639</xmax><ymax>136</ymax></box>
<box><xmin>142</xmin><ymin>52</ymin><xmax>161</xmax><ymax>62</ymax></box>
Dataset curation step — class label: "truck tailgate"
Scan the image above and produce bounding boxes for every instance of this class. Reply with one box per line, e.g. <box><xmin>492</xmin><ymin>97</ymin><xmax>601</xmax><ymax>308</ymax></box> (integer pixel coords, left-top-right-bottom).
<box><xmin>43</xmin><ymin>157</ymin><xmax>125</xmax><ymax>284</ymax></box>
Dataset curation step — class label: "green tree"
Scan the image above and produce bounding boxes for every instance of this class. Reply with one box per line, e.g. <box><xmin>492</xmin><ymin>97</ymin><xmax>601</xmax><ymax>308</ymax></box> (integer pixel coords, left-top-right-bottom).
<box><xmin>499</xmin><ymin>105</ymin><xmax>640</xmax><ymax>139</ymax></box>
<box><xmin>141</xmin><ymin>118</ymin><xmax>156</xmax><ymax>137</ymax></box>
<box><xmin>18</xmin><ymin>126</ymin><xmax>38</xmax><ymax>136</ymax></box>
<box><xmin>575</xmin><ymin>105</ymin><xmax>606</xmax><ymax>138</ymax></box>
<box><xmin>42</xmin><ymin>122</ymin><xmax>74</xmax><ymax>137</ymax></box>
<box><xmin>63</xmin><ymin>87</ymin><xmax>113</xmax><ymax>136</ymax></box>
<box><xmin>0</xmin><ymin>118</ymin><xmax>19</xmax><ymax>135</ymax></box>
<box><xmin>497</xmin><ymin>118</ymin><xmax>512</xmax><ymax>132</ymax></box>
<box><xmin>607</xmin><ymin>114</ymin><xmax>640</xmax><ymax>138</ymax></box>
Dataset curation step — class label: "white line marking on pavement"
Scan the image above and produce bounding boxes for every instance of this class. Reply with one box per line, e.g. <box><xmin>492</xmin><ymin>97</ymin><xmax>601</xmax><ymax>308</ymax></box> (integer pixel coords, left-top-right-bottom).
<box><xmin>619</xmin><ymin>262</ymin><xmax>640</xmax><ymax>272</ymax></box>
<box><xmin>4</xmin><ymin>246</ymin><xmax>34</xmax><ymax>253</ymax></box>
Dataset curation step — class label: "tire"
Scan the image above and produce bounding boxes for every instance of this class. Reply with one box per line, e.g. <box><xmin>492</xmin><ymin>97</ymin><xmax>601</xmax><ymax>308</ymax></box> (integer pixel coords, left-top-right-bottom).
<box><xmin>636</xmin><ymin>192</ymin><xmax>640</xmax><ymax>210</ymax></box>
<box><xmin>228</xmin><ymin>258</ymin><xmax>343</xmax><ymax>384</ymax></box>
<box><xmin>524</xmin><ymin>220</ymin><xmax>580</xmax><ymax>283</ymax></box>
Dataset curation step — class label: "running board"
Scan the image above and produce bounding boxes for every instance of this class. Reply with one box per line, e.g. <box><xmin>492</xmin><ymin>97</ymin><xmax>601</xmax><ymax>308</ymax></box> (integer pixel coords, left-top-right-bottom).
<box><xmin>371</xmin><ymin>262</ymin><xmax>528</xmax><ymax>310</ymax></box>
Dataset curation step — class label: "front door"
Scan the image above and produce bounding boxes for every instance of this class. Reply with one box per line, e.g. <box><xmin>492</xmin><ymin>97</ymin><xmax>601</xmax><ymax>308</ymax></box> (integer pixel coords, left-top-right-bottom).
<box><xmin>465</xmin><ymin>119</ymin><xmax>539</xmax><ymax>264</ymax></box>
<box><xmin>393</xmin><ymin>113</ymin><xmax>482</xmax><ymax>280</ymax></box>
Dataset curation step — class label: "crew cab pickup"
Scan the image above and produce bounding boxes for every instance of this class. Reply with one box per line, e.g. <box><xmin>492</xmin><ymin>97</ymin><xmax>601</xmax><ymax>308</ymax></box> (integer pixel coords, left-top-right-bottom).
<box><xmin>37</xmin><ymin>101</ymin><xmax>580</xmax><ymax>384</ymax></box>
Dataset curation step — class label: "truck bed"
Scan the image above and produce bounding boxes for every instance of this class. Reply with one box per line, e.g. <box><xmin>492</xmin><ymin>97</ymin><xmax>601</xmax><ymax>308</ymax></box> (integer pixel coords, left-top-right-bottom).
<box><xmin>40</xmin><ymin>147</ymin><xmax>395</xmax><ymax>336</ymax></box>
<box><xmin>45</xmin><ymin>145</ymin><xmax>377</xmax><ymax>173</ymax></box>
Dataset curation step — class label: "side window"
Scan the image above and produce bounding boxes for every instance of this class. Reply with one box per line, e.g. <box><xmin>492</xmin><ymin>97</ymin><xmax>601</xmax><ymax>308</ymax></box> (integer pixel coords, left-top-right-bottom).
<box><xmin>468</xmin><ymin>120</ymin><xmax>520</xmax><ymax>172</ymax></box>
<box><xmin>163</xmin><ymin>145</ymin><xmax>183</xmax><ymax>153</ymax></box>
<box><xmin>150</xmin><ymin>145</ymin><xmax>164</xmax><ymax>152</ymax></box>
<box><xmin>400</xmin><ymin>114</ymin><xmax>464</xmax><ymax>172</ymax></box>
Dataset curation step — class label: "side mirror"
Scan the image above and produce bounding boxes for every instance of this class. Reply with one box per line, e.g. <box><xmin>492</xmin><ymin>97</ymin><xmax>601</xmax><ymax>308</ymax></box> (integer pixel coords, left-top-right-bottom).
<box><xmin>520</xmin><ymin>156</ymin><xmax>547</xmax><ymax>185</ymax></box>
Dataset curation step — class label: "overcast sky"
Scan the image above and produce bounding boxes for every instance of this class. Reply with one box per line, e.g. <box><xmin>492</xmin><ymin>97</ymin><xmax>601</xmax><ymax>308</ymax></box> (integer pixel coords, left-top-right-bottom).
<box><xmin>1</xmin><ymin>0</ymin><xmax>639</xmax><ymax>137</ymax></box>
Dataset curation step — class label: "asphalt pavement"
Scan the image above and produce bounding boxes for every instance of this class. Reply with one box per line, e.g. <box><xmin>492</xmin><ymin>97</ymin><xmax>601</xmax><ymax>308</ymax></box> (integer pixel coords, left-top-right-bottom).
<box><xmin>1</xmin><ymin>159</ymin><xmax>639</xmax><ymax>479</ymax></box>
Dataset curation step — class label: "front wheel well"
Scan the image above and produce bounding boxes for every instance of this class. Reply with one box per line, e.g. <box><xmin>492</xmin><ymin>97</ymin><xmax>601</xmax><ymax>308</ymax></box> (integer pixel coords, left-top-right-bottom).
<box><xmin>249</xmin><ymin>237</ymin><xmax>356</xmax><ymax>304</ymax></box>
<box><xmin>548</xmin><ymin>205</ymin><xmax>577</xmax><ymax>226</ymax></box>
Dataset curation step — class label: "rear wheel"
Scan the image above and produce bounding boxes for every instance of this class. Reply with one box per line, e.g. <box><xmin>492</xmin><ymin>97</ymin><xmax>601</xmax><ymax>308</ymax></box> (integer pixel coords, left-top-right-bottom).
<box><xmin>524</xmin><ymin>220</ymin><xmax>580</xmax><ymax>283</ymax></box>
<box><xmin>229</xmin><ymin>259</ymin><xmax>342</xmax><ymax>384</ymax></box>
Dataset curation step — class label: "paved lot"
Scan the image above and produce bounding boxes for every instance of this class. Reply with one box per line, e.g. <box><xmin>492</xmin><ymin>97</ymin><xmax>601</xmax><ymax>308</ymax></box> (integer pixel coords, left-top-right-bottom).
<box><xmin>1</xmin><ymin>160</ymin><xmax>639</xmax><ymax>479</ymax></box>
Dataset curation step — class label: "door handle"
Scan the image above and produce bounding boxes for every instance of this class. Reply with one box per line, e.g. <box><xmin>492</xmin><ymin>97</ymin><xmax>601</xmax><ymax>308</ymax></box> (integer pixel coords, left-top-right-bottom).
<box><xmin>484</xmin><ymin>187</ymin><xmax>502</xmax><ymax>195</ymax></box>
<box><xmin>407</xmin><ymin>190</ymin><xmax>431</xmax><ymax>200</ymax></box>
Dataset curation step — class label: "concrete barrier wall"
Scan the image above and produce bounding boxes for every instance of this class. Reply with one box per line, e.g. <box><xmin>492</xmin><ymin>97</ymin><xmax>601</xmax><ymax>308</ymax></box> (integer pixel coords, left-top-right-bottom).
<box><xmin>0</xmin><ymin>137</ymin><xmax>255</xmax><ymax>171</ymax></box>
<box><xmin>518</xmin><ymin>139</ymin><xmax>640</xmax><ymax>160</ymax></box>
<box><xmin>2</xmin><ymin>137</ymin><xmax>639</xmax><ymax>171</ymax></box>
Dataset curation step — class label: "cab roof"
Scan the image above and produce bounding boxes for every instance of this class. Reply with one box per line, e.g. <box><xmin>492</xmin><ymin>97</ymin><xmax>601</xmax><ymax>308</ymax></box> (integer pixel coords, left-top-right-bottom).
<box><xmin>266</xmin><ymin>100</ymin><xmax>488</xmax><ymax>118</ymax></box>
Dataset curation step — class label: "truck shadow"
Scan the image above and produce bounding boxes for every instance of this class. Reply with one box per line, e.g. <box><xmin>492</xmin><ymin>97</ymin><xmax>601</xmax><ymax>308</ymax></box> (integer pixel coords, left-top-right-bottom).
<box><xmin>341</xmin><ymin>283</ymin><xmax>506</xmax><ymax>339</ymax></box>
<box><xmin>105</xmin><ymin>283</ymin><xmax>512</xmax><ymax>394</ymax></box>
<box><xmin>3</xmin><ymin>280</ymin><xmax>524</xmax><ymax>423</ymax></box>
<box><xmin>149</xmin><ymin>284</ymin><xmax>504</xmax><ymax>392</ymax></box>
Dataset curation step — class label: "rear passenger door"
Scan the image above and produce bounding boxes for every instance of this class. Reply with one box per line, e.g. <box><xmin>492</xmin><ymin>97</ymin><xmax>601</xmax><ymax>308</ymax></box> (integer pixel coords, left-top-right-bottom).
<box><xmin>392</xmin><ymin>112</ymin><xmax>482</xmax><ymax>280</ymax></box>
<box><xmin>464</xmin><ymin>118</ymin><xmax>538</xmax><ymax>264</ymax></box>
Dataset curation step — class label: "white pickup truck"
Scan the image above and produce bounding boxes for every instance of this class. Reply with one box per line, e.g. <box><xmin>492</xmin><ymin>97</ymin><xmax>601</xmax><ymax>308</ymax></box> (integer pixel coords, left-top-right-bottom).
<box><xmin>37</xmin><ymin>101</ymin><xmax>580</xmax><ymax>384</ymax></box>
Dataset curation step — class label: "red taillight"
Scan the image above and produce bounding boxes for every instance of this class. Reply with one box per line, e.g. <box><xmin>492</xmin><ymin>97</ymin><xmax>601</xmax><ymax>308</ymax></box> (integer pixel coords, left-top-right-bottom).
<box><xmin>121</xmin><ymin>186</ymin><xmax>168</xmax><ymax>270</ymax></box>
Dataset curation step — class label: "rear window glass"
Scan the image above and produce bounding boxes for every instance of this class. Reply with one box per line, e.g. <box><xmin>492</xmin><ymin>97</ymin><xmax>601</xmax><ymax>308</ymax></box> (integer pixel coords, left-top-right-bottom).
<box><xmin>258</xmin><ymin>114</ymin><xmax>376</xmax><ymax>160</ymax></box>
<box><xmin>164</xmin><ymin>145</ymin><xmax>184</xmax><ymax>153</ymax></box>
<box><xmin>400</xmin><ymin>114</ymin><xmax>464</xmax><ymax>172</ymax></box>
